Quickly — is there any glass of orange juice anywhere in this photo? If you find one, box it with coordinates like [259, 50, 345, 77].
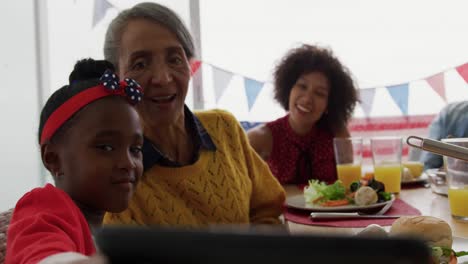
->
[402, 161, 424, 178]
[442, 138, 468, 221]
[333, 137, 362, 190]
[371, 137, 402, 193]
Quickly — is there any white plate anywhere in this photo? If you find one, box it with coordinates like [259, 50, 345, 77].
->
[401, 172, 429, 184]
[285, 194, 395, 212]
[453, 237, 468, 263]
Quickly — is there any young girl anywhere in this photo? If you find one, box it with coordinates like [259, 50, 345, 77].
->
[6, 59, 144, 263]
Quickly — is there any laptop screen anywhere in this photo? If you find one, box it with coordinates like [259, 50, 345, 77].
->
[95, 226, 431, 264]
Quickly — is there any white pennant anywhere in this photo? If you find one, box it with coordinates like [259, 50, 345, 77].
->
[93, 0, 113, 27]
[359, 88, 376, 117]
[212, 66, 233, 103]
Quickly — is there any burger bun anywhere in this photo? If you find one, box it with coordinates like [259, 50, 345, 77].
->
[390, 216, 452, 248]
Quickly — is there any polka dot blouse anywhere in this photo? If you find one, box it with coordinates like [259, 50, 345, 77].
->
[266, 115, 337, 184]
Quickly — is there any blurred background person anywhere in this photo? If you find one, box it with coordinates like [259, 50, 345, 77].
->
[422, 101, 468, 170]
[248, 44, 359, 184]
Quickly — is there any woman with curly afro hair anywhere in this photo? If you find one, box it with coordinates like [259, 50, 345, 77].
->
[248, 44, 359, 184]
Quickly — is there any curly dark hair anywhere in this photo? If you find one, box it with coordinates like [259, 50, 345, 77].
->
[273, 44, 359, 134]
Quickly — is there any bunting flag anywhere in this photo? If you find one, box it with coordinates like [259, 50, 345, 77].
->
[426, 72, 446, 101]
[387, 83, 409, 115]
[244, 78, 263, 111]
[92, 0, 113, 27]
[212, 66, 233, 103]
[359, 88, 376, 117]
[190, 60, 201, 76]
[456, 63, 468, 84]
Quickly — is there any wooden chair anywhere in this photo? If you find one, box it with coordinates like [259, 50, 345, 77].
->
[0, 209, 13, 264]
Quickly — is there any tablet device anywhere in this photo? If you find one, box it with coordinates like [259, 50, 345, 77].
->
[95, 226, 431, 264]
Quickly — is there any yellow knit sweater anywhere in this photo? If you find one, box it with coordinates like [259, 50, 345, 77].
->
[104, 110, 285, 227]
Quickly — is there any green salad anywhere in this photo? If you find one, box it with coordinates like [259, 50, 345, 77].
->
[304, 178, 392, 207]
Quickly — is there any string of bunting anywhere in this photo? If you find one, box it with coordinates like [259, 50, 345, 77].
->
[190, 60, 468, 114]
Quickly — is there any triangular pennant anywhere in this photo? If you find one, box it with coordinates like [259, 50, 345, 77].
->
[359, 88, 376, 117]
[93, 0, 113, 27]
[456, 63, 468, 84]
[426, 72, 446, 101]
[244, 78, 264, 111]
[190, 60, 201, 76]
[212, 66, 233, 103]
[387, 83, 409, 115]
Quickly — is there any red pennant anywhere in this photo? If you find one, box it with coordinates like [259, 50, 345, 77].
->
[426, 72, 446, 101]
[190, 60, 201, 76]
[456, 63, 468, 84]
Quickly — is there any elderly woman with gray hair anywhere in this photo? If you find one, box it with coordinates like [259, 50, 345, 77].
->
[103, 2, 285, 227]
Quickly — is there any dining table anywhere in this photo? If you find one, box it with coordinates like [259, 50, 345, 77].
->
[283, 184, 468, 238]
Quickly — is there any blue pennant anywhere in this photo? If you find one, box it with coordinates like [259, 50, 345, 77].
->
[244, 78, 263, 111]
[387, 83, 409, 115]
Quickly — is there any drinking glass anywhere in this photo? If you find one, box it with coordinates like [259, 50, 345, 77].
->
[442, 138, 468, 221]
[333, 137, 363, 190]
[371, 137, 402, 193]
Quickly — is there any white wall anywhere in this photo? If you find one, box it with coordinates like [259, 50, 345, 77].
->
[0, 0, 42, 211]
[201, 0, 468, 88]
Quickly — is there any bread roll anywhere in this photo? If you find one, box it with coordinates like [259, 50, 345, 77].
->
[390, 216, 452, 248]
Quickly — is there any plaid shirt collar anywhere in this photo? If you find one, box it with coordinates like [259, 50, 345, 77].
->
[142, 105, 216, 170]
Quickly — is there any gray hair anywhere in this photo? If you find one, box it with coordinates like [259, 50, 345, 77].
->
[104, 2, 195, 69]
